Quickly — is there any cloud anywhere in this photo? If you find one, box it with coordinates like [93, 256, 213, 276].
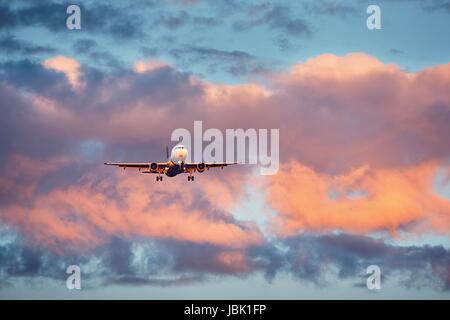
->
[133, 60, 171, 73]
[387, 48, 405, 55]
[174, 0, 200, 5]
[232, 4, 310, 36]
[379, 0, 450, 14]
[71, 39, 122, 69]
[275, 53, 398, 82]
[192, 15, 218, 27]
[0, 59, 81, 106]
[1, 228, 449, 291]
[1, 52, 449, 166]
[427, 2, 450, 13]
[282, 233, 450, 290]
[0, 35, 55, 55]
[140, 46, 160, 57]
[0, 156, 260, 252]
[401, 0, 450, 13]
[42, 56, 84, 90]
[0, 5, 17, 29]
[0, 153, 73, 206]
[154, 10, 190, 30]
[267, 53, 450, 172]
[303, 1, 358, 18]
[0, 2, 145, 40]
[170, 45, 272, 76]
[72, 39, 97, 54]
[15, 2, 66, 32]
[0, 228, 260, 287]
[0, 53, 449, 293]
[266, 161, 450, 236]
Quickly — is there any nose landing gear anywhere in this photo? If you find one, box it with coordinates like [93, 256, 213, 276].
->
[188, 175, 195, 182]
[156, 175, 163, 182]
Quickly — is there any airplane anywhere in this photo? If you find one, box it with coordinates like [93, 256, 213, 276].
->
[104, 144, 238, 181]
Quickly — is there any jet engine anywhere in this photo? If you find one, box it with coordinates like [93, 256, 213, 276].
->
[197, 163, 206, 173]
[150, 162, 158, 172]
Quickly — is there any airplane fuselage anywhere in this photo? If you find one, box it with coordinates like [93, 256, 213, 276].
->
[165, 162, 185, 177]
[166, 145, 188, 177]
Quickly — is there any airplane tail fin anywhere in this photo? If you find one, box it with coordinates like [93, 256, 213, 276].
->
[166, 146, 169, 159]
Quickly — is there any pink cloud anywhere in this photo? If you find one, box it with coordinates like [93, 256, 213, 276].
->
[267, 161, 450, 236]
[133, 59, 171, 73]
[42, 56, 84, 90]
[2, 52, 450, 252]
[0, 158, 260, 253]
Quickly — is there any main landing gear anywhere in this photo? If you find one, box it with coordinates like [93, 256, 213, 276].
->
[188, 175, 195, 181]
[156, 176, 163, 182]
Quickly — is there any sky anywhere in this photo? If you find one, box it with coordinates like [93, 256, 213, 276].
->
[0, 0, 449, 299]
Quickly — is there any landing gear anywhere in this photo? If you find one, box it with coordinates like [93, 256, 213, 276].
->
[156, 176, 163, 182]
[188, 175, 195, 181]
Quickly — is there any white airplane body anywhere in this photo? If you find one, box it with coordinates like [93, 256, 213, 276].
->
[104, 145, 237, 181]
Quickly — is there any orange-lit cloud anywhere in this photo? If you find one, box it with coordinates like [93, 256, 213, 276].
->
[0, 160, 260, 253]
[276, 53, 399, 84]
[133, 59, 171, 73]
[2, 52, 450, 253]
[202, 82, 271, 107]
[42, 55, 84, 90]
[267, 161, 450, 236]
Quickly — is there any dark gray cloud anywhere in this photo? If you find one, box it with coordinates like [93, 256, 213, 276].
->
[0, 230, 83, 284]
[380, 0, 450, 14]
[232, 4, 310, 37]
[192, 15, 218, 27]
[104, 274, 205, 287]
[282, 234, 450, 290]
[206, 0, 245, 16]
[73, 39, 97, 54]
[423, 1, 450, 13]
[1, 228, 449, 291]
[387, 48, 405, 55]
[14, 2, 66, 32]
[0, 1, 145, 40]
[154, 10, 190, 30]
[0, 59, 205, 165]
[0, 35, 55, 54]
[70, 3, 145, 39]
[303, 1, 358, 17]
[72, 39, 122, 69]
[88, 51, 122, 69]
[140, 46, 160, 57]
[0, 228, 252, 288]
[0, 59, 71, 95]
[0, 5, 17, 29]
[170, 45, 272, 76]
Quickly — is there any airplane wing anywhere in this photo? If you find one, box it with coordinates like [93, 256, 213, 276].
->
[104, 162, 150, 168]
[104, 162, 168, 172]
[184, 162, 238, 171]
